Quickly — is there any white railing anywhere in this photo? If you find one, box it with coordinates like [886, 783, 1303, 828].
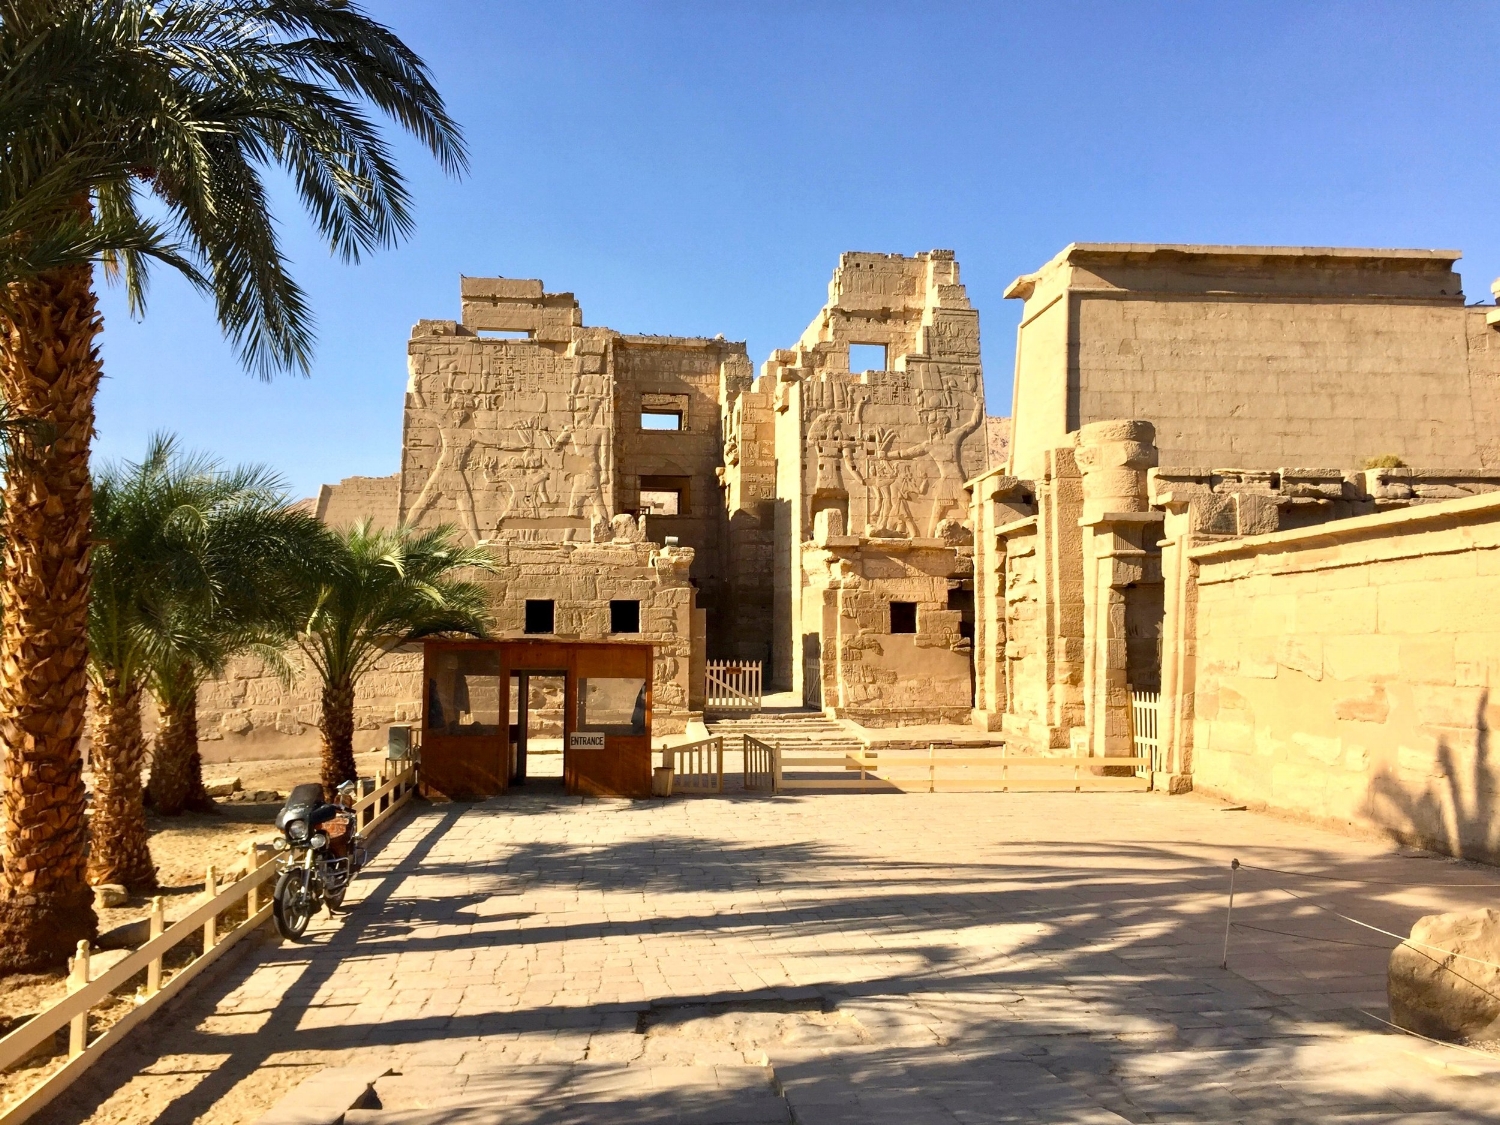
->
[0, 758, 419, 1125]
[705, 660, 762, 713]
[742, 735, 775, 791]
[663, 737, 724, 795]
[769, 744, 1151, 794]
[1131, 690, 1162, 778]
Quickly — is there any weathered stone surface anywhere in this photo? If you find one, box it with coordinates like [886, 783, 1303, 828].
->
[1389, 908, 1500, 1041]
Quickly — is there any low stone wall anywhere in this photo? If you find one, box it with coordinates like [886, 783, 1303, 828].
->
[192, 645, 422, 762]
[1191, 492, 1500, 859]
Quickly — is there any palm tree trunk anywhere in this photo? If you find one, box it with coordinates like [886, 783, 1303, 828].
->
[148, 688, 195, 816]
[320, 678, 357, 797]
[182, 703, 214, 812]
[148, 665, 211, 815]
[0, 264, 100, 972]
[87, 674, 156, 891]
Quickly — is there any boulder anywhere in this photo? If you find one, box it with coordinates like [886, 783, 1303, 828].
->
[92, 883, 128, 909]
[204, 776, 242, 797]
[1389, 907, 1500, 1041]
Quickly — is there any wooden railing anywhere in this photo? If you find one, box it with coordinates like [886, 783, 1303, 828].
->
[662, 737, 724, 795]
[768, 744, 1150, 794]
[742, 735, 775, 791]
[0, 758, 419, 1125]
[1131, 689, 1161, 778]
[704, 660, 762, 713]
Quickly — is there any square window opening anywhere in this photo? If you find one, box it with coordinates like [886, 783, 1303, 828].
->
[889, 601, 917, 634]
[639, 474, 691, 517]
[610, 599, 641, 634]
[475, 329, 534, 339]
[641, 411, 682, 431]
[639, 489, 680, 516]
[524, 599, 554, 634]
[849, 343, 888, 373]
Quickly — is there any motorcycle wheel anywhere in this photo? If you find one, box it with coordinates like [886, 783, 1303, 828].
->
[273, 869, 316, 940]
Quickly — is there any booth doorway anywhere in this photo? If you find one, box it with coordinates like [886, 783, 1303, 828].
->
[509, 670, 566, 787]
[423, 639, 654, 800]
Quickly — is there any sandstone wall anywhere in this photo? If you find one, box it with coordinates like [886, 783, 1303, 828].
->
[766, 251, 988, 710]
[193, 645, 422, 762]
[803, 514, 974, 726]
[1006, 244, 1498, 480]
[1191, 492, 1500, 860]
[315, 474, 400, 529]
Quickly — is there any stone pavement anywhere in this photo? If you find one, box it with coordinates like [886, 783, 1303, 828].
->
[45, 791, 1500, 1124]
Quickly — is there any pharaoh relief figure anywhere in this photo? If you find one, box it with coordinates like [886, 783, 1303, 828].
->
[406, 401, 484, 544]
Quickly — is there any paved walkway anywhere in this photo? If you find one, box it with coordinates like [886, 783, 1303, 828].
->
[47, 791, 1500, 1124]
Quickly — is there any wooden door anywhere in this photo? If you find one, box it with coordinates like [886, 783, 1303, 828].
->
[421, 644, 507, 799]
[567, 644, 653, 798]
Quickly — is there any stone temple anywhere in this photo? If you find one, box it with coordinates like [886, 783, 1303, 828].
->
[201, 244, 1500, 858]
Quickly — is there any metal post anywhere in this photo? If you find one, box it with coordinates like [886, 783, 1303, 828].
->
[68, 940, 90, 1057]
[147, 897, 165, 994]
[1221, 858, 1240, 969]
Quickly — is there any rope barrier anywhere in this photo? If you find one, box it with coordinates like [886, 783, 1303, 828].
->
[1236, 861, 1500, 889]
[1228, 920, 1391, 950]
[1222, 858, 1500, 976]
[1356, 1007, 1500, 1064]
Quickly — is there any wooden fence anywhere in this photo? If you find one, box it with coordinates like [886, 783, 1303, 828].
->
[742, 735, 775, 791]
[704, 661, 762, 713]
[1131, 690, 1162, 778]
[769, 744, 1150, 794]
[662, 737, 724, 794]
[0, 759, 419, 1125]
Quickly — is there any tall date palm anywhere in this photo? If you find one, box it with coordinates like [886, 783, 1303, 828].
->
[0, 1, 465, 971]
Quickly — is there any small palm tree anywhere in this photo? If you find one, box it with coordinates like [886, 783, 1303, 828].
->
[87, 437, 222, 890]
[293, 523, 495, 796]
[145, 466, 329, 816]
[0, 1, 464, 970]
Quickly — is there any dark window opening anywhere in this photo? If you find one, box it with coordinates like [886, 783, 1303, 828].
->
[610, 599, 641, 634]
[948, 586, 975, 643]
[889, 601, 917, 634]
[524, 599, 554, 634]
[849, 343, 888, 372]
[641, 411, 682, 431]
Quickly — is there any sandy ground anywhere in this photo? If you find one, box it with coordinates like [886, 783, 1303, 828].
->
[0, 750, 387, 1106]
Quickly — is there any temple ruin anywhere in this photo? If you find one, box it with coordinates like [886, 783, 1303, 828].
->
[196, 242, 1500, 851]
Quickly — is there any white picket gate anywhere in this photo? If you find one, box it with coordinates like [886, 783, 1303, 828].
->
[705, 660, 762, 713]
[1131, 689, 1162, 778]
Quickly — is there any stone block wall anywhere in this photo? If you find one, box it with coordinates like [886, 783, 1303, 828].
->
[802, 520, 975, 726]
[192, 645, 422, 763]
[1005, 244, 1500, 481]
[1190, 493, 1500, 860]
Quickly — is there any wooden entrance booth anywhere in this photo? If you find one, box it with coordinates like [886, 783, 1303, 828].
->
[422, 640, 654, 799]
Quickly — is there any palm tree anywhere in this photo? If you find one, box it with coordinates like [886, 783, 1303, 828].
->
[0, 2, 464, 970]
[145, 463, 328, 817]
[87, 437, 217, 890]
[293, 522, 495, 796]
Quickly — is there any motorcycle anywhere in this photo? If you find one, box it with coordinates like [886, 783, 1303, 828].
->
[271, 779, 368, 940]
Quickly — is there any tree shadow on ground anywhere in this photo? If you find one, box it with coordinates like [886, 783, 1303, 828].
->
[41, 794, 1500, 1125]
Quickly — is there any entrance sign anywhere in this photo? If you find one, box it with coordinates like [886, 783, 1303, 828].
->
[568, 731, 606, 750]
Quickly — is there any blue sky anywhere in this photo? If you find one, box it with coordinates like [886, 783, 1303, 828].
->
[92, 1, 1500, 499]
